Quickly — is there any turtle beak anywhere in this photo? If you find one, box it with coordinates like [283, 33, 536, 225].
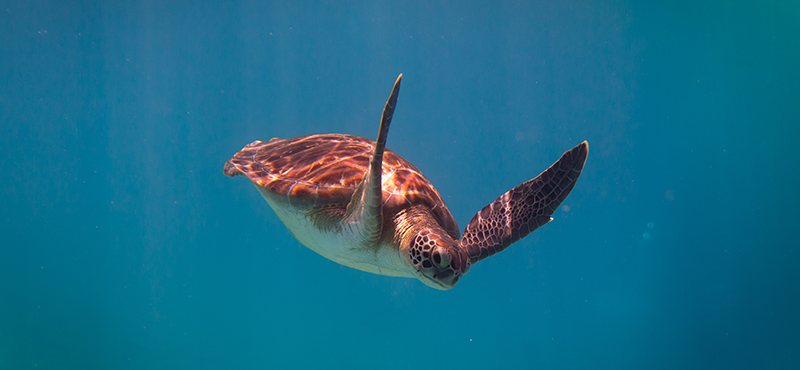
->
[418, 247, 470, 290]
[433, 273, 462, 290]
[419, 274, 457, 290]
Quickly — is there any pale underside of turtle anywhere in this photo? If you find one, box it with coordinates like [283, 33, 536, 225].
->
[224, 74, 588, 290]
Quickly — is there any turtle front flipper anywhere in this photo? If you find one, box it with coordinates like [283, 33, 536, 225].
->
[460, 141, 588, 263]
[345, 74, 402, 246]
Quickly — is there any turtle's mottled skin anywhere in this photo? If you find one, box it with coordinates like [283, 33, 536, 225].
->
[224, 75, 588, 289]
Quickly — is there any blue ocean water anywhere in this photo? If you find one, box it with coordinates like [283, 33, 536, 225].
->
[2, 1, 799, 369]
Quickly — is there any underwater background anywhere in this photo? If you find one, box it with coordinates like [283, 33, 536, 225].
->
[2, 1, 799, 369]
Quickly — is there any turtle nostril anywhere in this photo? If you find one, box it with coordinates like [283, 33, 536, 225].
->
[433, 251, 441, 266]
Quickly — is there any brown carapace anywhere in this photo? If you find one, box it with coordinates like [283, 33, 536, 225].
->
[224, 74, 588, 289]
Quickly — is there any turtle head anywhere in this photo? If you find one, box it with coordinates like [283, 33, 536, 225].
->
[407, 228, 471, 290]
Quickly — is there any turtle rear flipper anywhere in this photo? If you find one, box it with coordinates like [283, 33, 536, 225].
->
[460, 141, 588, 263]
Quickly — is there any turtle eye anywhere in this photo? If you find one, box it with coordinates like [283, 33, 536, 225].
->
[432, 248, 451, 269]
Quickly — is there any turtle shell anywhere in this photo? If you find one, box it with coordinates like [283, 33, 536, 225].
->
[224, 134, 461, 239]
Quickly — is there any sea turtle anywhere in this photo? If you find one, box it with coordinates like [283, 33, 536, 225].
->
[224, 74, 588, 290]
